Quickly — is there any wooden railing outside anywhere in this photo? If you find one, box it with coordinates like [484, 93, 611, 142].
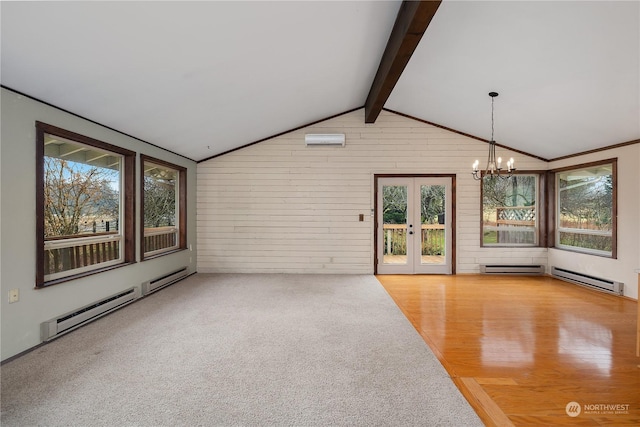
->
[144, 226, 177, 255]
[43, 226, 178, 277]
[44, 232, 120, 276]
[383, 224, 445, 256]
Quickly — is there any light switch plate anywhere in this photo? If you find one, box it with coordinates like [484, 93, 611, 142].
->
[9, 289, 19, 303]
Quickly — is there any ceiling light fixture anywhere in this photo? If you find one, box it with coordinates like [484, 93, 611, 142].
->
[472, 92, 515, 180]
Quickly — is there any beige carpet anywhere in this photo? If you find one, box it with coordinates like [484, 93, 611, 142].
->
[1, 274, 482, 426]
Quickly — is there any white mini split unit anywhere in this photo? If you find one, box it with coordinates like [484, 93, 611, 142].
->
[304, 133, 345, 147]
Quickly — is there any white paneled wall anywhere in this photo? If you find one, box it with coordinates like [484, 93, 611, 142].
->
[197, 109, 548, 274]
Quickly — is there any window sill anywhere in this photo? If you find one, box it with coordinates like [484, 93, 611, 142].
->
[553, 246, 616, 259]
[481, 245, 540, 248]
[36, 261, 136, 289]
[142, 247, 187, 262]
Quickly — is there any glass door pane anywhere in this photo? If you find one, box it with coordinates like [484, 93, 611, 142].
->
[377, 176, 452, 275]
[420, 184, 446, 265]
[382, 185, 408, 265]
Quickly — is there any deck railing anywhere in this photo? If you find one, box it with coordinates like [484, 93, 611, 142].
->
[383, 224, 445, 256]
[43, 225, 177, 277]
[143, 226, 178, 255]
[44, 232, 121, 277]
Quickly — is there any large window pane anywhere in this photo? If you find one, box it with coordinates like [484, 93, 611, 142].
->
[382, 185, 408, 264]
[44, 142, 121, 239]
[482, 175, 538, 246]
[556, 161, 615, 256]
[36, 122, 135, 287]
[420, 184, 445, 264]
[141, 156, 186, 258]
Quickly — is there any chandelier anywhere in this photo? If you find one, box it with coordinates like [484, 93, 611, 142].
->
[472, 92, 515, 180]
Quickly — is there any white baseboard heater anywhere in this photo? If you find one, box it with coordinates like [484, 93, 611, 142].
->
[551, 266, 623, 296]
[41, 286, 141, 342]
[480, 264, 545, 275]
[142, 267, 189, 295]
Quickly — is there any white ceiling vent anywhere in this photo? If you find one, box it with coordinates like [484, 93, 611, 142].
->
[304, 134, 345, 147]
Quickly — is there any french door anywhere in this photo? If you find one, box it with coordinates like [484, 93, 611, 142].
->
[376, 177, 453, 274]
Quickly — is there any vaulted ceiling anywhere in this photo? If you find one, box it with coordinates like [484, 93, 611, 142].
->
[2, 1, 638, 162]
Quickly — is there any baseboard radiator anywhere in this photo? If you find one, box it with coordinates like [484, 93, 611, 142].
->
[142, 267, 189, 295]
[480, 264, 545, 275]
[551, 266, 623, 296]
[41, 286, 141, 342]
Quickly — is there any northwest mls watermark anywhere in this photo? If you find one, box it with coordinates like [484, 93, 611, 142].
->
[566, 401, 630, 417]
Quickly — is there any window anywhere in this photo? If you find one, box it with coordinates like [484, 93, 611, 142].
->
[555, 160, 616, 257]
[482, 174, 540, 246]
[36, 122, 135, 287]
[140, 155, 186, 259]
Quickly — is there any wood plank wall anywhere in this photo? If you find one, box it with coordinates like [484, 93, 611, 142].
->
[196, 109, 548, 274]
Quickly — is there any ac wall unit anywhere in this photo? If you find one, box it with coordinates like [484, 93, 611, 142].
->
[304, 134, 345, 147]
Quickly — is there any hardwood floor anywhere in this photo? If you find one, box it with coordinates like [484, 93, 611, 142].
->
[376, 274, 640, 426]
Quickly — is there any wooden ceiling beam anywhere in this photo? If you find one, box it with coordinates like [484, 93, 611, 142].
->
[364, 0, 442, 124]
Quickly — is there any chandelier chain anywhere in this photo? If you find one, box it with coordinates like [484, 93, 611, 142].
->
[491, 95, 495, 142]
[471, 91, 515, 181]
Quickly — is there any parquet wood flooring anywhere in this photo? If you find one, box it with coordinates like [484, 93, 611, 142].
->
[377, 274, 639, 426]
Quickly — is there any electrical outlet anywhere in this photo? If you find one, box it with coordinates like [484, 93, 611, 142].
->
[8, 289, 19, 303]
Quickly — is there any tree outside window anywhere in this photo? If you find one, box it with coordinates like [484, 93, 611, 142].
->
[44, 156, 120, 238]
[141, 156, 186, 258]
[556, 161, 615, 257]
[482, 174, 538, 246]
[36, 122, 135, 287]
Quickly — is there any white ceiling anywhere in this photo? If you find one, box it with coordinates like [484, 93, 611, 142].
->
[2, 1, 639, 162]
[388, 0, 640, 160]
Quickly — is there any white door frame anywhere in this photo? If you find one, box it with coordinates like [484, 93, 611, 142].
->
[375, 174, 455, 275]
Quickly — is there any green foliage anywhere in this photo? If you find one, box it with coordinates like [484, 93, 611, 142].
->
[482, 175, 537, 245]
[422, 230, 445, 255]
[559, 174, 612, 231]
[382, 185, 407, 224]
[559, 232, 612, 252]
[382, 184, 446, 256]
[483, 231, 497, 244]
[420, 185, 445, 224]
[383, 184, 446, 224]
[383, 211, 406, 224]
[557, 165, 613, 252]
[384, 231, 407, 255]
